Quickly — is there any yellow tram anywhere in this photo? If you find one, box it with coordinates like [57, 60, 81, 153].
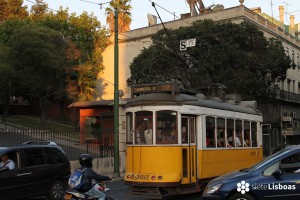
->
[124, 83, 263, 197]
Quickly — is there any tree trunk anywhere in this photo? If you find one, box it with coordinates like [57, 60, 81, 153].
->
[2, 91, 10, 125]
[39, 98, 46, 129]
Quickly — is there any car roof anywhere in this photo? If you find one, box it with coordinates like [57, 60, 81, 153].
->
[0, 142, 65, 155]
[282, 144, 300, 152]
[0, 147, 8, 153]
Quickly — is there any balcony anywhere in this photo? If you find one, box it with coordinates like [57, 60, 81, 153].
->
[272, 88, 300, 103]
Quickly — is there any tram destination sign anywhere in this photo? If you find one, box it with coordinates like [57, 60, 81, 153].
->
[131, 83, 180, 96]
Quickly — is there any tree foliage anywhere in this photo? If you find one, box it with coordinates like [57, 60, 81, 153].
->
[28, 0, 48, 20]
[128, 20, 292, 99]
[0, 1, 109, 126]
[105, 0, 132, 34]
[0, 0, 28, 21]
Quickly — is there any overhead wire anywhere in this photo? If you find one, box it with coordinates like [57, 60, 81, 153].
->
[147, 0, 192, 26]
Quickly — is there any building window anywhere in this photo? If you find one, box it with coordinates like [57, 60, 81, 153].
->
[297, 53, 300, 69]
[286, 47, 289, 56]
[292, 50, 295, 63]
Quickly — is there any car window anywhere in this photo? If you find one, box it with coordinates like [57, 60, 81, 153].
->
[280, 153, 300, 173]
[263, 162, 280, 176]
[0, 150, 18, 170]
[44, 147, 66, 164]
[23, 148, 46, 167]
[262, 152, 300, 176]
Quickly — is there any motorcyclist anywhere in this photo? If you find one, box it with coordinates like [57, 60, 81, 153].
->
[76, 154, 111, 200]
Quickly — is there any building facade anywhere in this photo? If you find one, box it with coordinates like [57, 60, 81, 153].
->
[101, 4, 300, 157]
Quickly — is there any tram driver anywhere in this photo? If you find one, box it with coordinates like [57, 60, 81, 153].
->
[144, 122, 153, 144]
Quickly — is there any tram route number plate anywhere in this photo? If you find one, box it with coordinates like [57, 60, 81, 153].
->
[132, 83, 179, 95]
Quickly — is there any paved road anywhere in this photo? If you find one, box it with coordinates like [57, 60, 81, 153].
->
[30, 180, 203, 200]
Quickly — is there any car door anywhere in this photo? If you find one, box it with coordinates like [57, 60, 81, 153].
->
[0, 150, 20, 200]
[18, 147, 49, 196]
[256, 152, 300, 200]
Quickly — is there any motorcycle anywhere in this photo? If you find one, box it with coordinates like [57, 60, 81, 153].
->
[64, 181, 114, 200]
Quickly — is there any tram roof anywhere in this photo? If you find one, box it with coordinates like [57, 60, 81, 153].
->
[126, 93, 261, 115]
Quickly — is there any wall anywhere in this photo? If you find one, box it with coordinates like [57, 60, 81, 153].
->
[70, 157, 118, 177]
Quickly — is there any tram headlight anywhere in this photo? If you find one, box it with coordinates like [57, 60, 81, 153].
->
[203, 183, 222, 194]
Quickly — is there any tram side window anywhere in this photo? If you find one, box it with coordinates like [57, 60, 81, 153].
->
[206, 117, 216, 148]
[135, 111, 153, 145]
[251, 122, 258, 147]
[244, 121, 251, 147]
[217, 118, 225, 147]
[226, 119, 234, 147]
[156, 110, 178, 144]
[235, 120, 243, 147]
[126, 112, 133, 144]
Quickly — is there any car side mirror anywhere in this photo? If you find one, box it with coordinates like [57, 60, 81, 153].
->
[0, 166, 9, 173]
[272, 168, 283, 177]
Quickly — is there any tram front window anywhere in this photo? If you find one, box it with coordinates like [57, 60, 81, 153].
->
[156, 110, 178, 144]
[135, 111, 153, 145]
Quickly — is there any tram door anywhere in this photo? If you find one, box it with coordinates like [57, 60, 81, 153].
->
[181, 116, 197, 184]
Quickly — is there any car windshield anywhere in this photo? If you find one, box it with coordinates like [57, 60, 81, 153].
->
[244, 148, 290, 172]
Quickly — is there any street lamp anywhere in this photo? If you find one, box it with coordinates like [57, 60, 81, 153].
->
[113, 5, 120, 178]
[99, 0, 119, 177]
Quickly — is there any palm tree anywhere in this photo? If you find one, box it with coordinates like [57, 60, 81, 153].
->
[67, 63, 99, 102]
[105, 0, 132, 34]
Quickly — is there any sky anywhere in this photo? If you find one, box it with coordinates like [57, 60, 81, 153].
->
[24, 0, 300, 30]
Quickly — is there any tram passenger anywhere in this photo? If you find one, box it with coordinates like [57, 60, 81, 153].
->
[206, 130, 215, 147]
[237, 131, 247, 147]
[144, 122, 153, 144]
[217, 131, 225, 147]
[169, 122, 176, 141]
[228, 131, 241, 147]
[244, 131, 251, 147]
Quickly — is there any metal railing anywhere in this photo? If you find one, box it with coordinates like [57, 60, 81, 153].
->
[272, 88, 300, 103]
[0, 128, 114, 161]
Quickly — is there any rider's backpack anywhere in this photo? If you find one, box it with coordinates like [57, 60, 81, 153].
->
[68, 168, 87, 190]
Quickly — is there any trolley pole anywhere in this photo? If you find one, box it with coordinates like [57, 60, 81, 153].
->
[113, 8, 120, 178]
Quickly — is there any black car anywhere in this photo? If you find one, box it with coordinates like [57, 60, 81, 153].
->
[0, 143, 71, 200]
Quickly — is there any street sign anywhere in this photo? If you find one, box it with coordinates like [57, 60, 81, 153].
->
[180, 40, 187, 51]
[180, 38, 196, 51]
[186, 38, 196, 47]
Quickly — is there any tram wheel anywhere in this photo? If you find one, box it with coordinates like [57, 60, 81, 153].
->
[229, 193, 256, 200]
